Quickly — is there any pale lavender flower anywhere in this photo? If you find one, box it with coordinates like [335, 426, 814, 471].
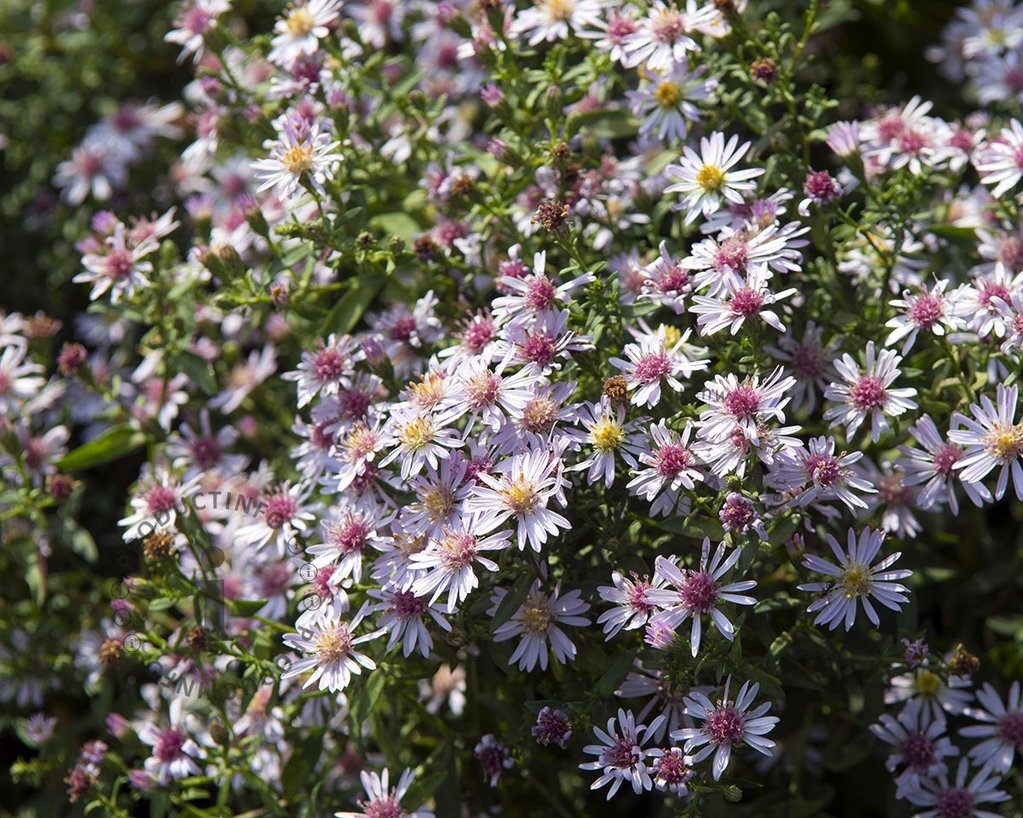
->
[824, 341, 918, 443]
[665, 132, 764, 225]
[960, 681, 1023, 773]
[870, 700, 959, 798]
[490, 582, 591, 672]
[948, 384, 1023, 501]
[335, 768, 434, 818]
[579, 708, 665, 799]
[903, 758, 1010, 818]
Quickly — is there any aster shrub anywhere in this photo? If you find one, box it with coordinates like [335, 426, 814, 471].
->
[4, 1, 1023, 817]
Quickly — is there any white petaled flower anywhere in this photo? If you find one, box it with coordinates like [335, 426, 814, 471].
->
[252, 118, 342, 203]
[137, 699, 206, 786]
[623, 1, 720, 71]
[975, 118, 1023, 198]
[627, 60, 717, 143]
[409, 524, 512, 611]
[959, 681, 1023, 774]
[824, 341, 918, 443]
[379, 410, 463, 481]
[74, 223, 158, 303]
[368, 588, 451, 659]
[490, 582, 590, 672]
[664, 132, 764, 225]
[898, 415, 991, 514]
[335, 768, 435, 818]
[647, 537, 757, 656]
[884, 280, 967, 355]
[610, 325, 708, 408]
[307, 505, 392, 585]
[268, 0, 342, 66]
[468, 446, 570, 552]
[492, 250, 594, 327]
[690, 269, 797, 336]
[767, 435, 876, 512]
[673, 677, 779, 781]
[281, 603, 384, 693]
[869, 699, 959, 798]
[798, 527, 912, 631]
[571, 399, 645, 488]
[651, 747, 694, 795]
[283, 334, 360, 408]
[696, 367, 796, 446]
[903, 758, 1010, 818]
[579, 708, 665, 799]
[627, 421, 703, 517]
[0, 344, 47, 415]
[596, 570, 669, 639]
[683, 222, 805, 298]
[886, 666, 975, 720]
[510, 0, 606, 45]
[948, 384, 1023, 501]
[165, 0, 231, 63]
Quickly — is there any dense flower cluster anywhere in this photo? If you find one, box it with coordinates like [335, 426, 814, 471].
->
[3, 0, 1023, 815]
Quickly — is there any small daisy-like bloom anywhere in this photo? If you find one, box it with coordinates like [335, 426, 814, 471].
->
[639, 241, 694, 313]
[683, 222, 805, 297]
[824, 341, 918, 443]
[468, 447, 570, 552]
[627, 421, 703, 517]
[24, 712, 58, 745]
[627, 60, 716, 143]
[766, 320, 837, 414]
[690, 269, 797, 336]
[948, 384, 1023, 501]
[53, 136, 126, 205]
[610, 324, 708, 407]
[492, 250, 594, 327]
[623, 1, 719, 71]
[475, 734, 514, 787]
[74, 222, 158, 303]
[369, 588, 450, 659]
[597, 569, 669, 639]
[798, 527, 913, 631]
[281, 603, 384, 694]
[283, 334, 360, 408]
[307, 505, 392, 584]
[886, 665, 975, 720]
[719, 493, 767, 539]
[532, 707, 573, 748]
[0, 344, 46, 415]
[379, 410, 462, 481]
[252, 116, 342, 203]
[870, 700, 959, 798]
[647, 538, 757, 656]
[885, 280, 967, 355]
[409, 524, 512, 611]
[652, 747, 693, 795]
[579, 708, 665, 799]
[664, 132, 765, 225]
[673, 677, 779, 781]
[898, 415, 991, 513]
[903, 758, 1010, 818]
[768, 435, 876, 512]
[238, 481, 317, 555]
[335, 768, 435, 818]
[975, 118, 1023, 198]
[268, 0, 342, 66]
[510, 0, 605, 45]
[696, 367, 797, 446]
[165, 0, 230, 63]
[490, 582, 591, 672]
[209, 345, 278, 414]
[118, 465, 200, 542]
[137, 699, 206, 786]
[960, 681, 1023, 773]
[571, 399, 645, 488]
[797, 169, 843, 216]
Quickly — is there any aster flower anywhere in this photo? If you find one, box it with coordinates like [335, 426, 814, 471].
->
[409, 523, 512, 611]
[696, 367, 797, 446]
[664, 132, 765, 225]
[824, 342, 918, 443]
[683, 222, 805, 297]
[647, 538, 757, 656]
[0, 344, 47, 416]
[475, 735, 514, 787]
[336, 768, 434, 818]
[610, 324, 709, 407]
[975, 118, 1023, 198]
[283, 334, 360, 408]
[307, 504, 392, 585]
[652, 747, 694, 795]
[281, 602, 384, 694]
[627, 60, 716, 143]
[870, 700, 959, 797]
[379, 409, 463, 481]
[690, 269, 797, 336]
[798, 527, 913, 631]
[623, 1, 719, 71]
[492, 250, 594, 327]
[627, 421, 703, 517]
[898, 415, 991, 513]
[579, 708, 665, 799]
[165, 0, 231, 63]
[673, 677, 779, 780]
[53, 136, 127, 205]
[268, 0, 342, 66]
[768, 434, 876, 512]
[252, 116, 342, 203]
[960, 681, 1023, 773]
[596, 569, 669, 639]
[884, 280, 967, 355]
[209, 345, 278, 414]
[886, 665, 975, 720]
[639, 241, 694, 312]
[510, 0, 606, 45]
[490, 581, 591, 672]
[948, 384, 1023, 501]
[468, 446, 571, 552]
[74, 222, 158, 303]
[570, 398, 645, 488]
[532, 707, 573, 748]
[368, 588, 450, 659]
[903, 758, 1010, 818]
[137, 699, 206, 786]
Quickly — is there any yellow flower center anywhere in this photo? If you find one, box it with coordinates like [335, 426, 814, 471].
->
[915, 669, 942, 697]
[399, 417, 434, 451]
[985, 423, 1023, 462]
[285, 7, 315, 36]
[520, 599, 553, 634]
[660, 324, 682, 347]
[655, 80, 683, 108]
[314, 624, 350, 663]
[502, 478, 539, 516]
[839, 562, 871, 598]
[422, 486, 455, 522]
[543, 0, 574, 22]
[591, 418, 625, 451]
[280, 144, 315, 175]
[696, 164, 725, 192]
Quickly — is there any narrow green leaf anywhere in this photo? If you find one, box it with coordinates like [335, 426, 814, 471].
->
[57, 425, 146, 471]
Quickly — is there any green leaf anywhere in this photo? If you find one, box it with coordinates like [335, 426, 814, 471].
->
[228, 598, 269, 617]
[68, 524, 98, 562]
[318, 275, 385, 336]
[595, 652, 635, 697]
[57, 425, 146, 471]
[349, 669, 387, 728]
[174, 352, 217, 397]
[370, 212, 421, 240]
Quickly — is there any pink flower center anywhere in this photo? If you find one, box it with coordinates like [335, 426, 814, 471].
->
[899, 129, 928, 153]
[721, 496, 756, 530]
[441, 531, 477, 569]
[388, 315, 417, 342]
[678, 571, 718, 613]
[191, 436, 222, 469]
[466, 372, 502, 409]
[979, 282, 1012, 309]
[653, 11, 686, 43]
[935, 788, 974, 818]
[803, 170, 839, 202]
[730, 288, 765, 317]
[332, 516, 370, 554]
[106, 249, 135, 279]
[154, 728, 186, 762]
[627, 579, 654, 612]
[607, 16, 638, 40]
[314, 347, 347, 381]
[656, 750, 690, 783]
[1000, 711, 1023, 748]
[146, 486, 178, 515]
[998, 237, 1023, 271]
[525, 277, 557, 311]
[603, 736, 640, 769]
[805, 453, 842, 486]
[932, 443, 962, 476]
[714, 238, 748, 272]
[705, 705, 744, 745]
[521, 397, 558, 434]
[902, 733, 936, 770]
[633, 352, 672, 383]
[908, 294, 943, 327]
[792, 344, 825, 377]
[462, 316, 496, 351]
[261, 562, 291, 596]
[659, 266, 690, 293]
[850, 375, 887, 410]
[723, 384, 762, 418]
[183, 6, 214, 35]
[264, 494, 298, 528]
[948, 129, 974, 151]
[520, 332, 556, 366]
[365, 798, 406, 818]
[390, 590, 427, 620]
[656, 443, 692, 476]
[879, 472, 910, 505]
